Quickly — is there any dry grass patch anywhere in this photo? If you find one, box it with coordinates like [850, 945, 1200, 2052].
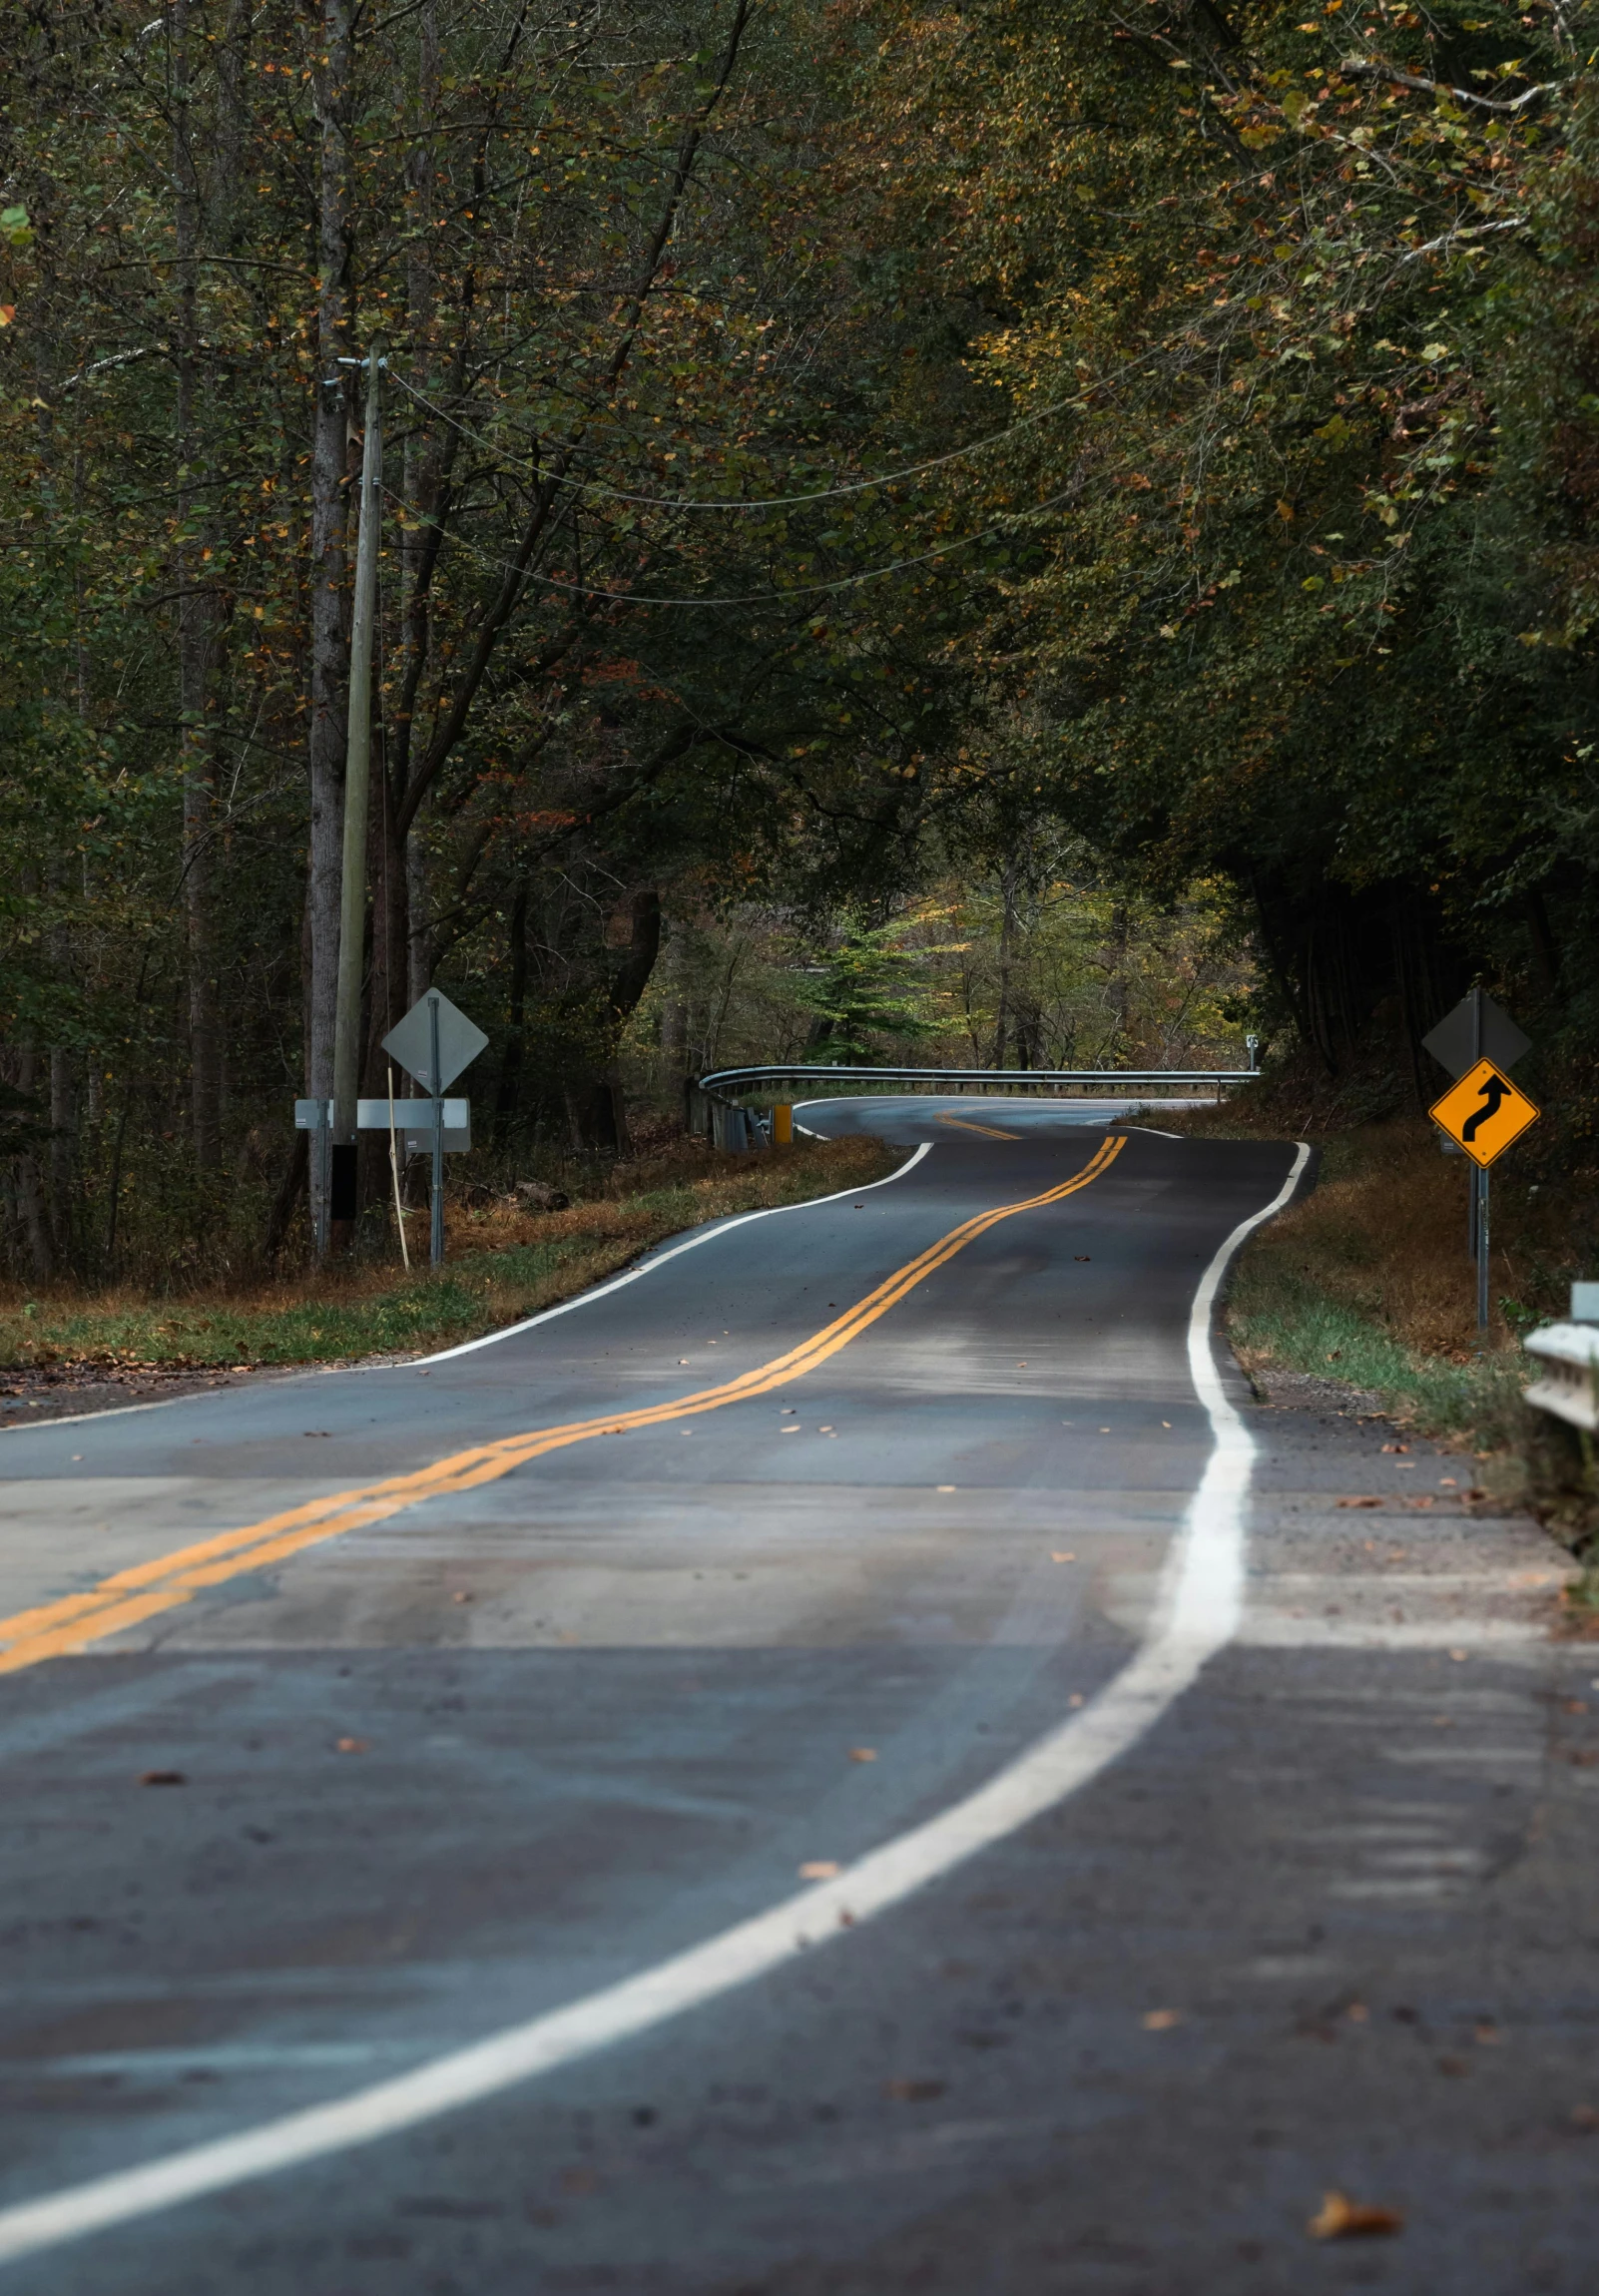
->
[1252, 1123, 1523, 1362]
[0, 1133, 898, 1376]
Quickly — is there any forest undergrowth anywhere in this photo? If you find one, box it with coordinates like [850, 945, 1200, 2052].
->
[0, 1134, 895, 1380]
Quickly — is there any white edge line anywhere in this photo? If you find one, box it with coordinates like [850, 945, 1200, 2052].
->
[0, 1365, 346, 1439]
[409, 1142, 933, 1365]
[0, 1394, 196, 1435]
[0, 1140, 1310, 2271]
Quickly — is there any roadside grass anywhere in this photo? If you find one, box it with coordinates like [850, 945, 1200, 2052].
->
[1169, 1101, 1599, 1543]
[0, 1134, 897, 1375]
[1229, 1246, 1529, 1447]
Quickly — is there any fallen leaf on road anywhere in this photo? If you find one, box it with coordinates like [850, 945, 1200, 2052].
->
[1142, 2009, 1183, 2030]
[1068, 1693, 1085, 1707]
[1570, 2103, 1598, 2131]
[936, 1484, 956, 1492]
[1337, 1497, 1382, 1509]
[139, 1770, 186, 1787]
[1308, 2191, 1403, 2240]
[1381, 1442, 1410, 1454]
[800, 1861, 839, 1879]
[883, 2078, 944, 2101]
[452, 1591, 472, 1604]
[1448, 1649, 1469, 1663]
[1074, 1255, 1090, 1262]
[848, 1748, 876, 1762]
[335, 1737, 369, 1754]
[1051, 1551, 1076, 1562]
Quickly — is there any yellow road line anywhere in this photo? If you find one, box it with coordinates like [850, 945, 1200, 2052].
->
[936, 1112, 1019, 1140]
[0, 1136, 1127, 1673]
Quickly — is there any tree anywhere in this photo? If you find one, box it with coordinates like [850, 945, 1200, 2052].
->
[791, 911, 957, 1064]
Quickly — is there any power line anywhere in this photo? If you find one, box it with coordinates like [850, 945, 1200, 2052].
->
[384, 316, 1203, 514]
[380, 478, 1068, 607]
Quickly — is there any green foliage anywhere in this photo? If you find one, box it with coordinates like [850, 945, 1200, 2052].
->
[788, 911, 960, 1063]
[0, 0, 971, 1271]
[11, 0, 1599, 1290]
[856, 0, 1599, 1087]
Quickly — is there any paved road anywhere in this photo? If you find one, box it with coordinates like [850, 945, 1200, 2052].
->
[0, 1106, 1594, 2293]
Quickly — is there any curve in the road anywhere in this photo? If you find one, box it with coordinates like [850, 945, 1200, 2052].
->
[0, 1135, 1309, 2272]
[415, 1134, 933, 1367]
[0, 1137, 1121, 1677]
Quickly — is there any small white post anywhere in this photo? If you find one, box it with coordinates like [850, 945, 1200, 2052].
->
[386, 1062, 409, 1272]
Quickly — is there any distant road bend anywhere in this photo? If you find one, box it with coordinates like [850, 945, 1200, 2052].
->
[3, 1097, 1585, 2294]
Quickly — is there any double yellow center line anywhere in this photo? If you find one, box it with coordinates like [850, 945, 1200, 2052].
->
[0, 1134, 1126, 1674]
[936, 1113, 1019, 1140]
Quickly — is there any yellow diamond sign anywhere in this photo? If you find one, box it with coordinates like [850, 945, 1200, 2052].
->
[1429, 1057, 1540, 1168]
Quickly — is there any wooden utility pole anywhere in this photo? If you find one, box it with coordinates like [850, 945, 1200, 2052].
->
[306, 0, 354, 1254]
[328, 340, 382, 1247]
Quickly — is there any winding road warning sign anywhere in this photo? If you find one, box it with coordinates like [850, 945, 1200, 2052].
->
[1429, 1057, 1540, 1168]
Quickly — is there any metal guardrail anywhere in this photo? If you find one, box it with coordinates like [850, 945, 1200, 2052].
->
[698, 1062, 1258, 1095]
[1523, 1324, 1599, 1433]
[687, 1060, 1260, 1149]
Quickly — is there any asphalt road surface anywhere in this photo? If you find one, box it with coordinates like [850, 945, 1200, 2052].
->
[0, 1104, 1595, 2294]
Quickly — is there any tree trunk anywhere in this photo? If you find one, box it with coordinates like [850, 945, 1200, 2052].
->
[406, 835, 431, 1004]
[48, 1047, 74, 1263]
[393, 0, 440, 1022]
[993, 860, 1018, 1067]
[569, 888, 662, 1154]
[173, 0, 223, 1166]
[659, 916, 688, 1090]
[215, 0, 253, 245]
[306, 0, 356, 1240]
[495, 877, 530, 1140]
[264, 1130, 308, 1263]
[13, 1047, 53, 1284]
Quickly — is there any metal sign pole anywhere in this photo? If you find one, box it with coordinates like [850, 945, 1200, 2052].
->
[1468, 986, 1489, 1331]
[1467, 986, 1481, 1265]
[428, 991, 444, 1269]
[313, 1099, 331, 1260]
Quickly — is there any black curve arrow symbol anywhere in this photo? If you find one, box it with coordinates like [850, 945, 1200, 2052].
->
[1461, 1071, 1511, 1142]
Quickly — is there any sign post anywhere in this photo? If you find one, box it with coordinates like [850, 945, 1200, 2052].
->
[429, 994, 443, 1269]
[381, 987, 488, 1269]
[1425, 991, 1539, 1331]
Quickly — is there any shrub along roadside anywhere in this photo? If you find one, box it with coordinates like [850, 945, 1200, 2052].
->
[0, 1135, 898, 1376]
